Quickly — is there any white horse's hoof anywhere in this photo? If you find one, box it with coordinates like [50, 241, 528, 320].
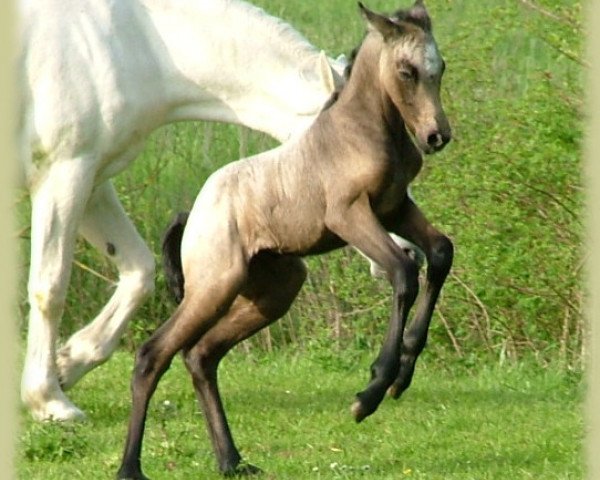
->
[25, 394, 86, 422]
[22, 380, 87, 422]
[35, 401, 86, 422]
[56, 343, 104, 391]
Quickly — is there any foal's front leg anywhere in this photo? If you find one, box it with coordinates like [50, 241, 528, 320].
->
[385, 198, 453, 399]
[326, 194, 419, 422]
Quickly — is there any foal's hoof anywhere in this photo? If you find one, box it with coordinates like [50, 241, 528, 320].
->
[387, 371, 412, 400]
[351, 390, 384, 423]
[387, 383, 402, 400]
[116, 466, 151, 480]
[223, 462, 262, 477]
[117, 474, 150, 480]
[350, 399, 369, 423]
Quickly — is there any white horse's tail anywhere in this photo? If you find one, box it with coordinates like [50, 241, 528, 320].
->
[162, 212, 189, 304]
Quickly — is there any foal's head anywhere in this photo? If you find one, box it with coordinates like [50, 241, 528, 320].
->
[360, 1, 451, 154]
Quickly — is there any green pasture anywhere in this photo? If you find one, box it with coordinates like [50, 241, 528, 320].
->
[17, 350, 583, 479]
[15, 0, 584, 478]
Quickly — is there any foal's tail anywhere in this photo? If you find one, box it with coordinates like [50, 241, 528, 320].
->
[161, 211, 189, 304]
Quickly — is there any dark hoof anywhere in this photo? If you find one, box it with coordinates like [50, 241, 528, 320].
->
[350, 399, 368, 423]
[351, 383, 388, 423]
[388, 368, 414, 400]
[350, 394, 379, 423]
[387, 383, 402, 399]
[117, 474, 150, 480]
[116, 467, 150, 480]
[223, 462, 262, 477]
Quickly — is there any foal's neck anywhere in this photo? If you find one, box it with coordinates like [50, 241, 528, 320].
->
[333, 35, 415, 155]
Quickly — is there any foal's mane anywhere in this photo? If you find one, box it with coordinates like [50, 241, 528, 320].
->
[321, 3, 431, 111]
[391, 4, 432, 32]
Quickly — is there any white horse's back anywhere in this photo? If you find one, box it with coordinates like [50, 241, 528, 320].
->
[20, 0, 345, 188]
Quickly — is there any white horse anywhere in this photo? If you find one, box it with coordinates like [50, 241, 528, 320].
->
[18, 0, 347, 422]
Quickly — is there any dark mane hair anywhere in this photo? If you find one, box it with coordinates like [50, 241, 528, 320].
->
[320, 3, 431, 112]
[391, 5, 432, 32]
[319, 36, 362, 111]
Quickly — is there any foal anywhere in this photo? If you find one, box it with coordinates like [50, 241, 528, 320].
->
[118, 1, 453, 477]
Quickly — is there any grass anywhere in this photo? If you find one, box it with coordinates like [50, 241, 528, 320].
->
[17, 349, 583, 479]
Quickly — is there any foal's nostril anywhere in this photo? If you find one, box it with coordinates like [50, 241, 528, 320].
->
[426, 131, 451, 150]
[427, 132, 443, 148]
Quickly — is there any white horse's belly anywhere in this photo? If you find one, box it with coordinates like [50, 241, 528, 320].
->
[20, 0, 169, 187]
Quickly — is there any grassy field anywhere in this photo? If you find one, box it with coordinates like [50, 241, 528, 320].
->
[17, 350, 583, 479]
[14, 0, 585, 478]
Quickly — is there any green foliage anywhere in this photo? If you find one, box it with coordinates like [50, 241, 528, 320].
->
[15, 0, 584, 365]
[20, 422, 89, 463]
[416, 0, 584, 365]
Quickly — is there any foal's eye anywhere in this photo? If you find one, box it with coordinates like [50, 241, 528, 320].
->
[399, 67, 417, 82]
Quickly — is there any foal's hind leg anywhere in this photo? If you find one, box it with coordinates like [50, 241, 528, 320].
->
[118, 250, 248, 480]
[23, 159, 96, 421]
[182, 254, 306, 476]
[57, 180, 155, 390]
[386, 198, 453, 399]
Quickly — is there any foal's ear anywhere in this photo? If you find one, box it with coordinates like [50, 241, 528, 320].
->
[358, 2, 403, 40]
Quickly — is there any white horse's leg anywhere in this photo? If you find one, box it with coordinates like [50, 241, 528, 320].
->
[22, 159, 95, 421]
[361, 233, 426, 278]
[57, 180, 155, 391]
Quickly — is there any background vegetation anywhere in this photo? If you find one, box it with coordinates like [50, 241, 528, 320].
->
[15, 0, 585, 478]
[18, 0, 584, 366]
